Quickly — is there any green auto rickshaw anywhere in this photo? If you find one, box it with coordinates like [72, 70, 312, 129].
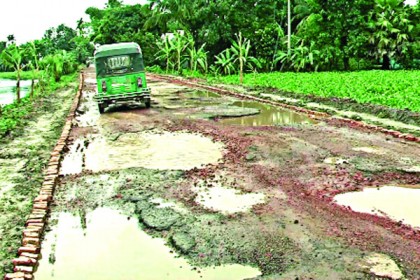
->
[93, 42, 151, 113]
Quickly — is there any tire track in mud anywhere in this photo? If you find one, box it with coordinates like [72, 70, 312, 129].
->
[148, 74, 420, 144]
[4, 73, 84, 280]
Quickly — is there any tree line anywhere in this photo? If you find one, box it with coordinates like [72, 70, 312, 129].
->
[1, 0, 419, 89]
[85, 0, 419, 73]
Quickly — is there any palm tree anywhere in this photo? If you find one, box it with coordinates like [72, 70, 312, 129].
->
[1, 44, 25, 103]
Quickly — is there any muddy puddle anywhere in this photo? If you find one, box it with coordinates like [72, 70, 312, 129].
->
[60, 139, 86, 175]
[335, 185, 420, 228]
[219, 101, 315, 126]
[35, 208, 261, 280]
[62, 131, 224, 173]
[362, 253, 403, 280]
[193, 183, 265, 214]
[74, 90, 100, 127]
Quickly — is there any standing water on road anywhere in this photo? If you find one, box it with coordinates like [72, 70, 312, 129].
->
[219, 101, 316, 126]
[0, 79, 32, 105]
[335, 185, 420, 228]
[84, 131, 225, 172]
[35, 208, 261, 280]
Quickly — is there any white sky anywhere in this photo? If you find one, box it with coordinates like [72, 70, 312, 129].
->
[0, 0, 147, 44]
[0, 0, 417, 44]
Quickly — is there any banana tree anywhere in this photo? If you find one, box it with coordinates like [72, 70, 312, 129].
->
[169, 32, 189, 73]
[155, 36, 173, 73]
[214, 49, 235, 75]
[230, 32, 260, 84]
[26, 42, 40, 99]
[1, 44, 26, 103]
[186, 35, 208, 73]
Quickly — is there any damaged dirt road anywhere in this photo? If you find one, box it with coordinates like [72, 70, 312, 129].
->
[33, 68, 420, 279]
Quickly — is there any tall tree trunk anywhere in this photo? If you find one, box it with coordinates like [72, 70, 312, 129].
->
[382, 55, 390, 70]
[343, 57, 350, 71]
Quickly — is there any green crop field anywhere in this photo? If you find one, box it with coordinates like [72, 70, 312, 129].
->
[218, 70, 420, 112]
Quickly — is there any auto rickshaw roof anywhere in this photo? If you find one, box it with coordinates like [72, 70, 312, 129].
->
[95, 42, 142, 59]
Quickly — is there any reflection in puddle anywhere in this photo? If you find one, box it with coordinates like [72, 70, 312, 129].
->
[35, 208, 261, 280]
[219, 101, 315, 126]
[193, 185, 265, 214]
[85, 131, 224, 172]
[362, 253, 403, 280]
[335, 185, 420, 228]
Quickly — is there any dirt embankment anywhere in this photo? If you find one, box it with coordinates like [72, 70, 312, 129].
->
[0, 81, 78, 279]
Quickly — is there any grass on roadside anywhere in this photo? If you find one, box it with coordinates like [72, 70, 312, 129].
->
[0, 71, 44, 80]
[214, 70, 420, 112]
[0, 73, 78, 138]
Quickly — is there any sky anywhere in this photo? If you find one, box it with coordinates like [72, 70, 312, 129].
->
[0, 0, 147, 44]
[0, 0, 418, 44]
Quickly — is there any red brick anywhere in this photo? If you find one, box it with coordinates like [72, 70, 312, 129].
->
[29, 213, 46, 220]
[22, 237, 40, 246]
[23, 231, 40, 239]
[4, 272, 26, 280]
[13, 256, 37, 266]
[17, 246, 39, 254]
[14, 266, 33, 273]
[25, 219, 44, 226]
[33, 203, 48, 210]
[20, 252, 39, 260]
[34, 195, 52, 202]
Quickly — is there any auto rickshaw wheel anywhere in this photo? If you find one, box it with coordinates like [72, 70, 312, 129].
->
[145, 99, 151, 108]
[98, 103, 106, 114]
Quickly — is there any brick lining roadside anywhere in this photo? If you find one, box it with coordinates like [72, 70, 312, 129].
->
[4, 72, 85, 280]
[149, 74, 420, 143]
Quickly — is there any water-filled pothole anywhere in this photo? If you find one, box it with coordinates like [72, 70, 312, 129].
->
[85, 131, 225, 172]
[34, 208, 261, 280]
[335, 185, 420, 228]
[219, 101, 316, 126]
[362, 253, 403, 280]
[193, 184, 265, 214]
[60, 139, 86, 175]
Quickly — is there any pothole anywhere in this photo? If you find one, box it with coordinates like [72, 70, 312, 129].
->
[60, 139, 87, 175]
[362, 253, 404, 280]
[352, 146, 386, 155]
[34, 208, 262, 280]
[74, 90, 100, 127]
[219, 101, 316, 126]
[193, 184, 265, 214]
[84, 131, 225, 172]
[334, 185, 420, 228]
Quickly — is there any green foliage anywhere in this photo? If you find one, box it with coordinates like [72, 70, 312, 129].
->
[0, 72, 77, 136]
[368, 0, 414, 69]
[217, 70, 420, 112]
[41, 51, 78, 82]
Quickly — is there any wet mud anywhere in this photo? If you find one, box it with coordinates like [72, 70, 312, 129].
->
[33, 69, 420, 279]
[35, 208, 261, 280]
